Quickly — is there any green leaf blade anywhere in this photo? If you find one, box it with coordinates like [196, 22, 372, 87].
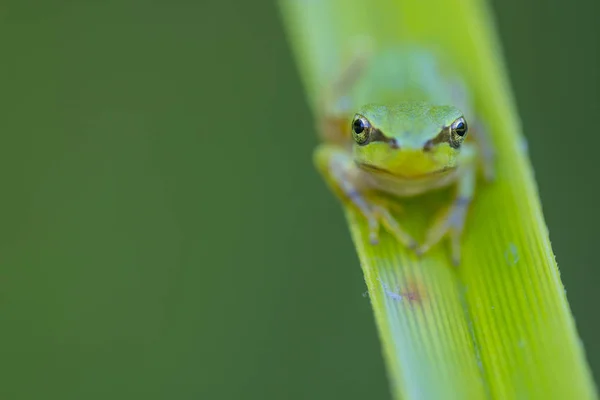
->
[279, 0, 598, 398]
[354, 218, 488, 399]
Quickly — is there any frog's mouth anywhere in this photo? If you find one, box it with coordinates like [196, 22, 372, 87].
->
[357, 162, 457, 179]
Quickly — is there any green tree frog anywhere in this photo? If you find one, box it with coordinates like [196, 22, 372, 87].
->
[314, 46, 494, 264]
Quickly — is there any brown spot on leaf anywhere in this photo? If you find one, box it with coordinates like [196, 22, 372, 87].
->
[400, 281, 426, 305]
[378, 278, 427, 305]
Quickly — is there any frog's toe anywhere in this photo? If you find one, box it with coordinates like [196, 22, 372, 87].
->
[406, 239, 418, 251]
[419, 201, 468, 265]
[414, 245, 427, 257]
[365, 213, 381, 245]
[418, 226, 463, 265]
[371, 204, 416, 250]
[449, 232, 462, 266]
[369, 230, 380, 245]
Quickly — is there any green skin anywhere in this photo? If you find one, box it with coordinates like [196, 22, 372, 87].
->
[314, 47, 493, 265]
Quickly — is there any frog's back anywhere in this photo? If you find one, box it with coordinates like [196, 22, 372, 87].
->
[350, 46, 463, 109]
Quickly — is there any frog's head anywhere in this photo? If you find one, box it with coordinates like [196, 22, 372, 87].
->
[351, 102, 468, 178]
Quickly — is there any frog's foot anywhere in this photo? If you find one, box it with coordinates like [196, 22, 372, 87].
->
[313, 145, 417, 251]
[365, 203, 417, 250]
[416, 197, 470, 265]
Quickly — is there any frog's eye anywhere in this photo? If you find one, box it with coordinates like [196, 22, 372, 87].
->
[448, 116, 468, 148]
[451, 117, 468, 138]
[352, 115, 371, 145]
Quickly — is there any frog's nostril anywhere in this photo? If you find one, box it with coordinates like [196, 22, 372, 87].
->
[389, 138, 399, 149]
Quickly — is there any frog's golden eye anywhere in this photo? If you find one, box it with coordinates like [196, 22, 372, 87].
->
[448, 116, 468, 148]
[451, 117, 468, 138]
[352, 114, 371, 145]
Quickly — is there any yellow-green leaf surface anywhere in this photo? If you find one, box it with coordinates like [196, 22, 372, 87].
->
[279, 0, 598, 399]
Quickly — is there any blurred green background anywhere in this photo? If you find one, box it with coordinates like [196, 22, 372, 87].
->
[0, 0, 598, 399]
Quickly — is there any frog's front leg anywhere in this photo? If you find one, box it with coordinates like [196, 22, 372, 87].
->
[417, 144, 477, 265]
[314, 144, 417, 249]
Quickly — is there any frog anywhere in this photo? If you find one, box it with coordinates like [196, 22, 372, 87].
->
[314, 46, 494, 265]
